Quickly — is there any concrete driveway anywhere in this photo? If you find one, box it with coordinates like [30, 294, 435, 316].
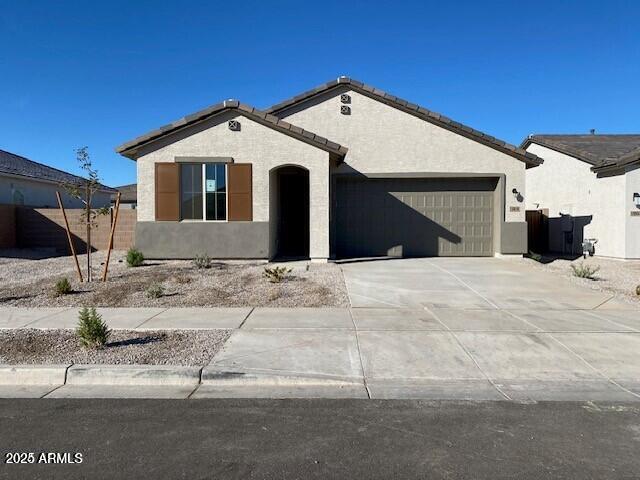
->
[341, 257, 626, 309]
[200, 258, 640, 400]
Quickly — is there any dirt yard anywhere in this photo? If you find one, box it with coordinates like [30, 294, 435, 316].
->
[0, 250, 350, 308]
[522, 254, 640, 305]
[0, 329, 230, 365]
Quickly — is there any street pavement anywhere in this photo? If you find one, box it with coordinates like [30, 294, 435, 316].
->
[0, 399, 639, 479]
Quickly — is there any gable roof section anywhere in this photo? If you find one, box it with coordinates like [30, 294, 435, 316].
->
[113, 183, 137, 203]
[266, 76, 543, 168]
[521, 134, 640, 173]
[116, 100, 348, 159]
[0, 149, 115, 192]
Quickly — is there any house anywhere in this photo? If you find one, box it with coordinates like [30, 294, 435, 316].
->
[112, 183, 137, 209]
[116, 76, 543, 260]
[0, 148, 115, 208]
[522, 134, 640, 259]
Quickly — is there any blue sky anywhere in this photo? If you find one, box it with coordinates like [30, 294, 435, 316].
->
[1, 1, 638, 187]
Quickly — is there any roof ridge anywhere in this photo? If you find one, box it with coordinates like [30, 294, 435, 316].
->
[266, 76, 542, 167]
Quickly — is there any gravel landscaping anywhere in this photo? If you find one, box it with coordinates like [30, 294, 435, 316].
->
[0, 250, 349, 308]
[522, 255, 640, 305]
[0, 329, 231, 366]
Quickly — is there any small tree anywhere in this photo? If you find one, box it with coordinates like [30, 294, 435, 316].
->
[64, 147, 109, 282]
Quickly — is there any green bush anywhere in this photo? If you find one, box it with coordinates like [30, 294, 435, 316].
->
[146, 283, 165, 299]
[192, 254, 212, 269]
[54, 277, 72, 296]
[76, 307, 111, 348]
[263, 266, 292, 283]
[126, 248, 144, 267]
[570, 262, 600, 280]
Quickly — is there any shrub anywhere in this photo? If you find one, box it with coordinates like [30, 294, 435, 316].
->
[636, 285, 640, 296]
[146, 283, 165, 299]
[192, 254, 212, 269]
[570, 262, 600, 280]
[263, 266, 292, 283]
[54, 277, 72, 296]
[126, 248, 144, 267]
[76, 307, 111, 348]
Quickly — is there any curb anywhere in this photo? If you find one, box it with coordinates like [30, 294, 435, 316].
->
[66, 365, 202, 386]
[0, 364, 201, 387]
[0, 364, 70, 385]
[202, 367, 363, 387]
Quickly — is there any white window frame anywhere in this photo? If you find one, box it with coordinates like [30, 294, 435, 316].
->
[180, 163, 228, 223]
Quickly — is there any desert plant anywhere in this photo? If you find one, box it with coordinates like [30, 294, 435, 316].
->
[54, 277, 72, 296]
[263, 266, 292, 283]
[63, 147, 110, 282]
[146, 283, 165, 299]
[192, 254, 212, 269]
[126, 248, 144, 267]
[76, 307, 111, 348]
[636, 285, 640, 296]
[570, 262, 600, 280]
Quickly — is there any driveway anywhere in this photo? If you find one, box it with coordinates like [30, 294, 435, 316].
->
[197, 258, 640, 401]
[341, 257, 626, 309]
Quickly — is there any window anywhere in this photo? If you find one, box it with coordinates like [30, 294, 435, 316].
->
[180, 163, 227, 221]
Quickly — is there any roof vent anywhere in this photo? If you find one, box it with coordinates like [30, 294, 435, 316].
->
[340, 94, 351, 104]
[228, 120, 241, 131]
[340, 105, 351, 115]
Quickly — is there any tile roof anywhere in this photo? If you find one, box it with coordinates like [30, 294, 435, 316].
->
[112, 183, 137, 203]
[116, 100, 348, 159]
[521, 134, 640, 172]
[266, 76, 543, 168]
[0, 148, 115, 192]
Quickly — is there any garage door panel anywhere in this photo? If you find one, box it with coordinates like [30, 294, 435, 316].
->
[335, 177, 496, 258]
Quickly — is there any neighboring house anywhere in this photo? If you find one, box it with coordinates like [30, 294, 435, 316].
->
[0, 149, 115, 208]
[522, 134, 640, 259]
[112, 183, 137, 209]
[116, 76, 543, 260]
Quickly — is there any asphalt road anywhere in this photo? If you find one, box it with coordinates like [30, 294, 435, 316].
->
[0, 399, 639, 479]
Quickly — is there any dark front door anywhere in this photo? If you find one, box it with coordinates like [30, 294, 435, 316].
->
[278, 169, 309, 258]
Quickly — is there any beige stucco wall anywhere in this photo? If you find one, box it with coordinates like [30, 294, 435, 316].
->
[0, 175, 111, 208]
[135, 111, 330, 259]
[624, 165, 640, 258]
[525, 143, 628, 258]
[279, 87, 527, 223]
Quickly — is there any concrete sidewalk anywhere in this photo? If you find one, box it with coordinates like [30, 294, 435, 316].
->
[4, 305, 638, 400]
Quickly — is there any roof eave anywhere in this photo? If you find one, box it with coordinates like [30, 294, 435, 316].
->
[116, 102, 347, 160]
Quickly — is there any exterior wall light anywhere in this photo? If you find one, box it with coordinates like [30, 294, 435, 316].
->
[634, 192, 640, 208]
[512, 188, 523, 202]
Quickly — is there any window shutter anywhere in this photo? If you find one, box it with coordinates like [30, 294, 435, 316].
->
[155, 163, 180, 221]
[228, 163, 252, 221]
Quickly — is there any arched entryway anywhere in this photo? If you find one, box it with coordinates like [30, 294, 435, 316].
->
[269, 165, 310, 259]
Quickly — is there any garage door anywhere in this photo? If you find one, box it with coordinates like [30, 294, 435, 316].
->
[335, 177, 496, 258]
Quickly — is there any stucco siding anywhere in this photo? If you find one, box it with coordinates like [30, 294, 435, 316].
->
[0, 175, 111, 208]
[278, 87, 526, 223]
[625, 165, 640, 258]
[525, 143, 627, 258]
[136, 112, 330, 259]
